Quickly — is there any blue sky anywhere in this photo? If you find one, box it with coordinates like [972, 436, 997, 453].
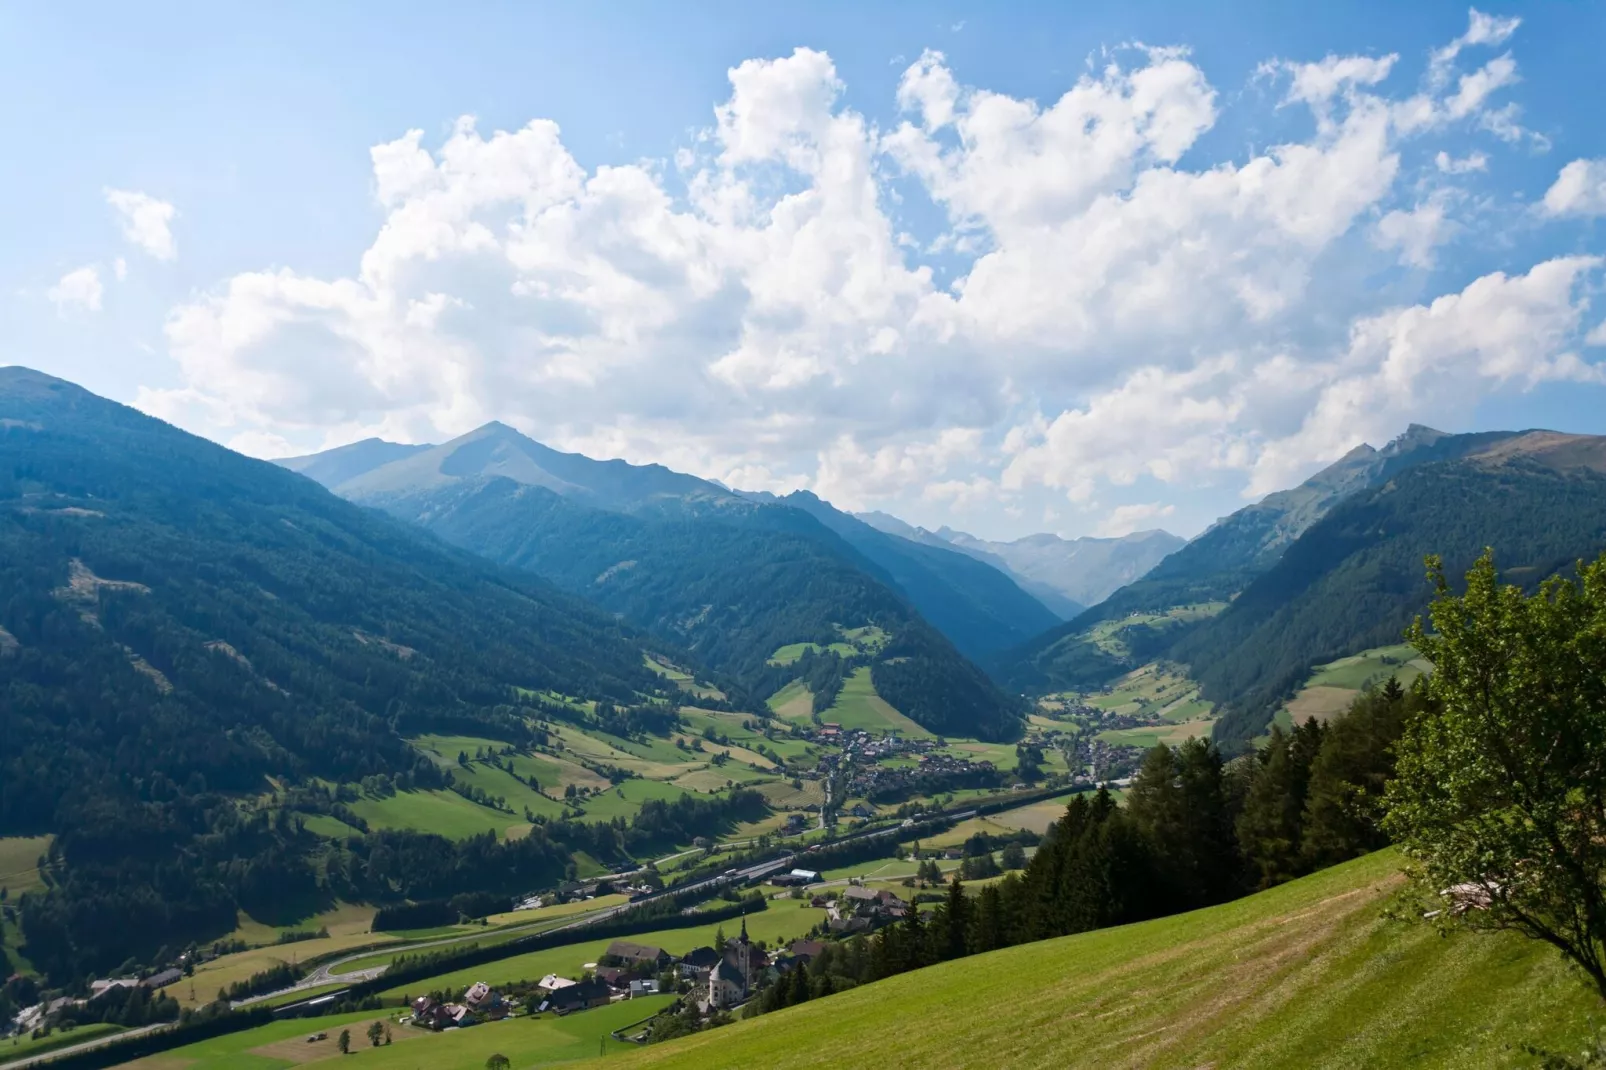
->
[5, 1, 1606, 540]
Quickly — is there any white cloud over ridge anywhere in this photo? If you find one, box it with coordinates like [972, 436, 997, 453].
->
[142, 10, 1604, 537]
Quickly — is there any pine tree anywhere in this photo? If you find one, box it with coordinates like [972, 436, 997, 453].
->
[1302, 677, 1411, 867]
[1236, 727, 1305, 890]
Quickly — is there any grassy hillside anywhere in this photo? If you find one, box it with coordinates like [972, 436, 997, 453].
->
[1282, 644, 1433, 725]
[595, 850, 1598, 1070]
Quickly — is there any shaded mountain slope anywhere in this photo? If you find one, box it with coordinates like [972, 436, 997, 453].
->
[1184, 434, 1606, 739]
[0, 366, 680, 975]
[992, 425, 1532, 695]
[301, 427, 1028, 740]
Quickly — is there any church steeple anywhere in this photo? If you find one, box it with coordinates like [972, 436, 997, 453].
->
[739, 915, 749, 944]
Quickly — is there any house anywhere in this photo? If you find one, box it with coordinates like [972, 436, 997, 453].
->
[463, 981, 505, 1018]
[849, 804, 874, 819]
[539, 978, 612, 1014]
[604, 939, 672, 969]
[629, 979, 660, 997]
[537, 973, 577, 994]
[142, 968, 183, 990]
[677, 945, 721, 979]
[594, 966, 630, 989]
[788, 939, 826, 964]
[90, 979, 138, 997]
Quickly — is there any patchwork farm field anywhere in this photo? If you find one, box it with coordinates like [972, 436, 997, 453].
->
[593, 850, 1598, 1070]
[1282, 644, 1433, 725]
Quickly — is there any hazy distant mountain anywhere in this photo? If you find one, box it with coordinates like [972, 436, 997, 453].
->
[283, 422, 1048, 739]
[276, 437, 430, 489]
[854, 513, 1181, 616]
[327, 421, 730, 514]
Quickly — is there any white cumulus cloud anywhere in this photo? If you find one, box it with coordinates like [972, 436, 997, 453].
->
[136, 15, 1596, 537]
[1095, 502, 1177, 538]
[47, 265, 103, 314]
[1542, 159, 1606, 217]
[105, 189, 178, 260]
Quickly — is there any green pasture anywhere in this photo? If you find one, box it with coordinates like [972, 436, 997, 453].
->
[593, 849, 1599, 1070]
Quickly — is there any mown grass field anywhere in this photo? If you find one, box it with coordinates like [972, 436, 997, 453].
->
[822, 668, 931, 738]
[1096, 717, 1217, 749]
[346, 787, 527, 841]
[181, 904, 386, 1008]
[0, 833, 51, 897]
[767, 640, 854, 666]
[591, 849, 1600, 1070]
[1, 1021, 122, 1062]
[765, 679, 815, 723]
[376, 900, 828, 1001]
[113, 997, 676, 1070]
[1282, 643, 1435, 726]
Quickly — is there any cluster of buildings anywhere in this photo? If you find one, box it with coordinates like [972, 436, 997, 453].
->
[822, 885, 908, 933]
[848, 751, 999, 801]
[409, 979, 514, 1029]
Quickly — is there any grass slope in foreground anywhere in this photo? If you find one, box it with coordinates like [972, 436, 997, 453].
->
[596, 849, 1598, 1070]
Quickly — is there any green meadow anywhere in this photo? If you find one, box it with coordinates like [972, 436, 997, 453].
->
[592, 849, 1600, 1070]
[821, 668, 931, 738]
[115, 998, 674, 1070]
[376, 899, 828, 1002]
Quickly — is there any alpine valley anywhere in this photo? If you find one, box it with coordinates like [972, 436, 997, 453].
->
[5, 367, 1606, 1070]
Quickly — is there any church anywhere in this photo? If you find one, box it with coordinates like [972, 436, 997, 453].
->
[707, 917, 766, 1009]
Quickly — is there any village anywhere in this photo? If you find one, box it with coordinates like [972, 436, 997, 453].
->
[399, 875, 914, 1041]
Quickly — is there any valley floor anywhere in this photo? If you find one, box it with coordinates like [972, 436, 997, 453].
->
[591, 849, 1600, 1070]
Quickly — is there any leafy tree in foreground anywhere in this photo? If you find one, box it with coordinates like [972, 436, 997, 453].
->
[337, 1029, 350, 1054]
[1385, 551, 1606, 1000]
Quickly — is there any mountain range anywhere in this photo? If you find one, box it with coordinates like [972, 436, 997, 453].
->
[280, 421, 1046, 740]
[854, 513, 1183, 615]
[994, 424, 1606, 740]
[0, 367, 683, 975]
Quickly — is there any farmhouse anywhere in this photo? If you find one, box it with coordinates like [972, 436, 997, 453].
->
[539, 978, 611, 1014]
[605, 939, 672, 969]
[142, 968, 183, 989]
[536, 973, 577, 994]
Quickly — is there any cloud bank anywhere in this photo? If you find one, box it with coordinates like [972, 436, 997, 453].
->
[138, 10, 1603, 537]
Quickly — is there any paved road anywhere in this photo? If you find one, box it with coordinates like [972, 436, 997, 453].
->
[0, 1023, 167, 1070]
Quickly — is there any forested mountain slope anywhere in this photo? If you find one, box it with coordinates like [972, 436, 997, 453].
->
[992, 425, 1530, 695]
[1185, 433, 1606, 739]
[287, 423, 1034, 740]
[302, 423, 1059, 662]
[0, 367, 676, 976]
[768, 490, 1062, 652]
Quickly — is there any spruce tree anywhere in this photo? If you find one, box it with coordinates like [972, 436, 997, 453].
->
[1235, 727, 1304, 890]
